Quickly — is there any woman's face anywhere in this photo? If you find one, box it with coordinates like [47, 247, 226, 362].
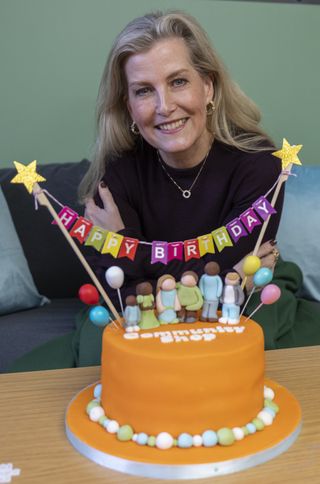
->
[125, 37, 213, 167]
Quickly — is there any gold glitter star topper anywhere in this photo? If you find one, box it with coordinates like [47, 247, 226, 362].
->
[10, 160, 46, 193]
[272, 138, 303, 170]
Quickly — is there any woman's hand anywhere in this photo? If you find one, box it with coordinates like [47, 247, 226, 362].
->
[233, 240, 279, 292]
[84, 182, 125, 232]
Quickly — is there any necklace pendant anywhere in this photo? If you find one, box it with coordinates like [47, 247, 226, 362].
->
[182, 190, 191, 199]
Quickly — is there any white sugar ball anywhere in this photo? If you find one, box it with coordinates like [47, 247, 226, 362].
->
[264, 386, 275, 400]
[232, 427, 245, 440]
[192, 435, 203, 447]
[257, 410, 274, 426]
[89, 406, 105, 422]
[156, 432, 174, 450]
[106, 420, 120, 433]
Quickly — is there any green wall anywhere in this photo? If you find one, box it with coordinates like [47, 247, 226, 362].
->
[0, 0, 319, 166]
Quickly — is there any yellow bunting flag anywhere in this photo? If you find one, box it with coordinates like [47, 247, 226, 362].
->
[198, 234, 215, 256]
[85, 226, 107, 251]
[211, 227, 233, 252]
[101, 231, 124, 257]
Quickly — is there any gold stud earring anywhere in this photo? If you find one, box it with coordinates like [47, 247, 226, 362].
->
[206, 100, 216, 116]
[130, 121, 140, 135]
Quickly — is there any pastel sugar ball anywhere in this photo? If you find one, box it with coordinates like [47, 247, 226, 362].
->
[192, 435, 203, 447]
[217, 428, 235, 446]
[246, 423, 256, 434]
[89, 406, 105, 422]
[137, 433, 148, 445]
[264, 386, 275, 401]
[257, 410, 273, 426]
[264, 407, 276, 418]
[252, 418, 265, 431]
[106, 420, 120, 433]
[202, 430, 218, 447]
[98, 415, 108, 426]
[177, 433, 193, 448]
[86, 400, 99, 415]
[93, 384, 102, 399]
[264, 399, 279, 414]
[242, 426, 249, 436]
[156, 432, 174, 450]
[117, 425, 134, 442]
[232, 427, 245, 441]
[147, 436, 156, 447]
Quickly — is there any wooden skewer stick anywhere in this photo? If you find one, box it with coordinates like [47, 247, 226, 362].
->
[33, 183, 122, 327]
[252, 163, 292, 257]
[241, 163, 292, 290]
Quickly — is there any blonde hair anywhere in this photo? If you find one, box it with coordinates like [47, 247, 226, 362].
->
[79, 10, 274, 201]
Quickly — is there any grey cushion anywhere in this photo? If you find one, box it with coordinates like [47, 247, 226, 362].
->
[0, 185, 48, 315]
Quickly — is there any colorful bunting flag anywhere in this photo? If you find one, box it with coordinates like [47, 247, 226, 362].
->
[118, 237, 139, 260]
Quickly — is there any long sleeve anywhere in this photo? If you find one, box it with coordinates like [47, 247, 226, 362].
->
[83, 140, 284, 310]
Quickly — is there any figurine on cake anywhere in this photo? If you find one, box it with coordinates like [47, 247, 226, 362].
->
[219, 272, 245, 325]
[136, 282, 160, 329]
[123, 295, 141, 332]
[199, 262, 223, 322]
[156, 274, 181, 324]
[176, 271, 203, 323]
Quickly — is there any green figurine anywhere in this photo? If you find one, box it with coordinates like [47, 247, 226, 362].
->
[136, 282, 160, 329]
[176, 271, 203, 323]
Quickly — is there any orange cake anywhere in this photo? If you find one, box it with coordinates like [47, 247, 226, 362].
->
[66, 315, 301, 478]
[100, 319, 265, 438]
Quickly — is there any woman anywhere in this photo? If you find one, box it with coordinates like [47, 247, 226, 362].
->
[81, 11, 281, 301]
[9, 11, 320, 372]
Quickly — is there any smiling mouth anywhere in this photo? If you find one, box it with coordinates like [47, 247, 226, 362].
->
[156, 118, 188, 131]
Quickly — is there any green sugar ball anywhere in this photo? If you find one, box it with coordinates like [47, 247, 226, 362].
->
[264, 399, 279, 413]
[86, 401, 99, 415]
[117, 425, 134, 442]
[98, 415, 108, 426]
[242, 426, 249, 436]
[217, 428, 235, 446]
[252, 418, 265, 431]
[147, 436, 156, 447]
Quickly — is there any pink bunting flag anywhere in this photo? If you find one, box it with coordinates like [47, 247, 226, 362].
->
[52, 206, 78, 229]
[167, 241, 184, 262]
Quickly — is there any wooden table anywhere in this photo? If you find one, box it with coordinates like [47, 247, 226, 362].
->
[1, 346, 319, 484]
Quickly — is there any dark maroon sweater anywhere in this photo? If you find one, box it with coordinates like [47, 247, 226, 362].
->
[85, 139, 284, 309]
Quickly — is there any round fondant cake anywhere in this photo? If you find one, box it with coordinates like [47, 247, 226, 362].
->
[66, 317, 301, 479]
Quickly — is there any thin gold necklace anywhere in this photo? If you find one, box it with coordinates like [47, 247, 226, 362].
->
[157, 149, 210, 199]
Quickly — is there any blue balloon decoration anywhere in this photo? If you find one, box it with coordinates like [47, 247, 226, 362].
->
[253, 267, 273, 287]
[89, 305, 110, 327]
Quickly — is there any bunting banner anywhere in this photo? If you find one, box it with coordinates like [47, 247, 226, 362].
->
[42, 184, 278, 265]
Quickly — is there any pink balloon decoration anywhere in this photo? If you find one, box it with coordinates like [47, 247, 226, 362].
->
[260, 284, 281, 305]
